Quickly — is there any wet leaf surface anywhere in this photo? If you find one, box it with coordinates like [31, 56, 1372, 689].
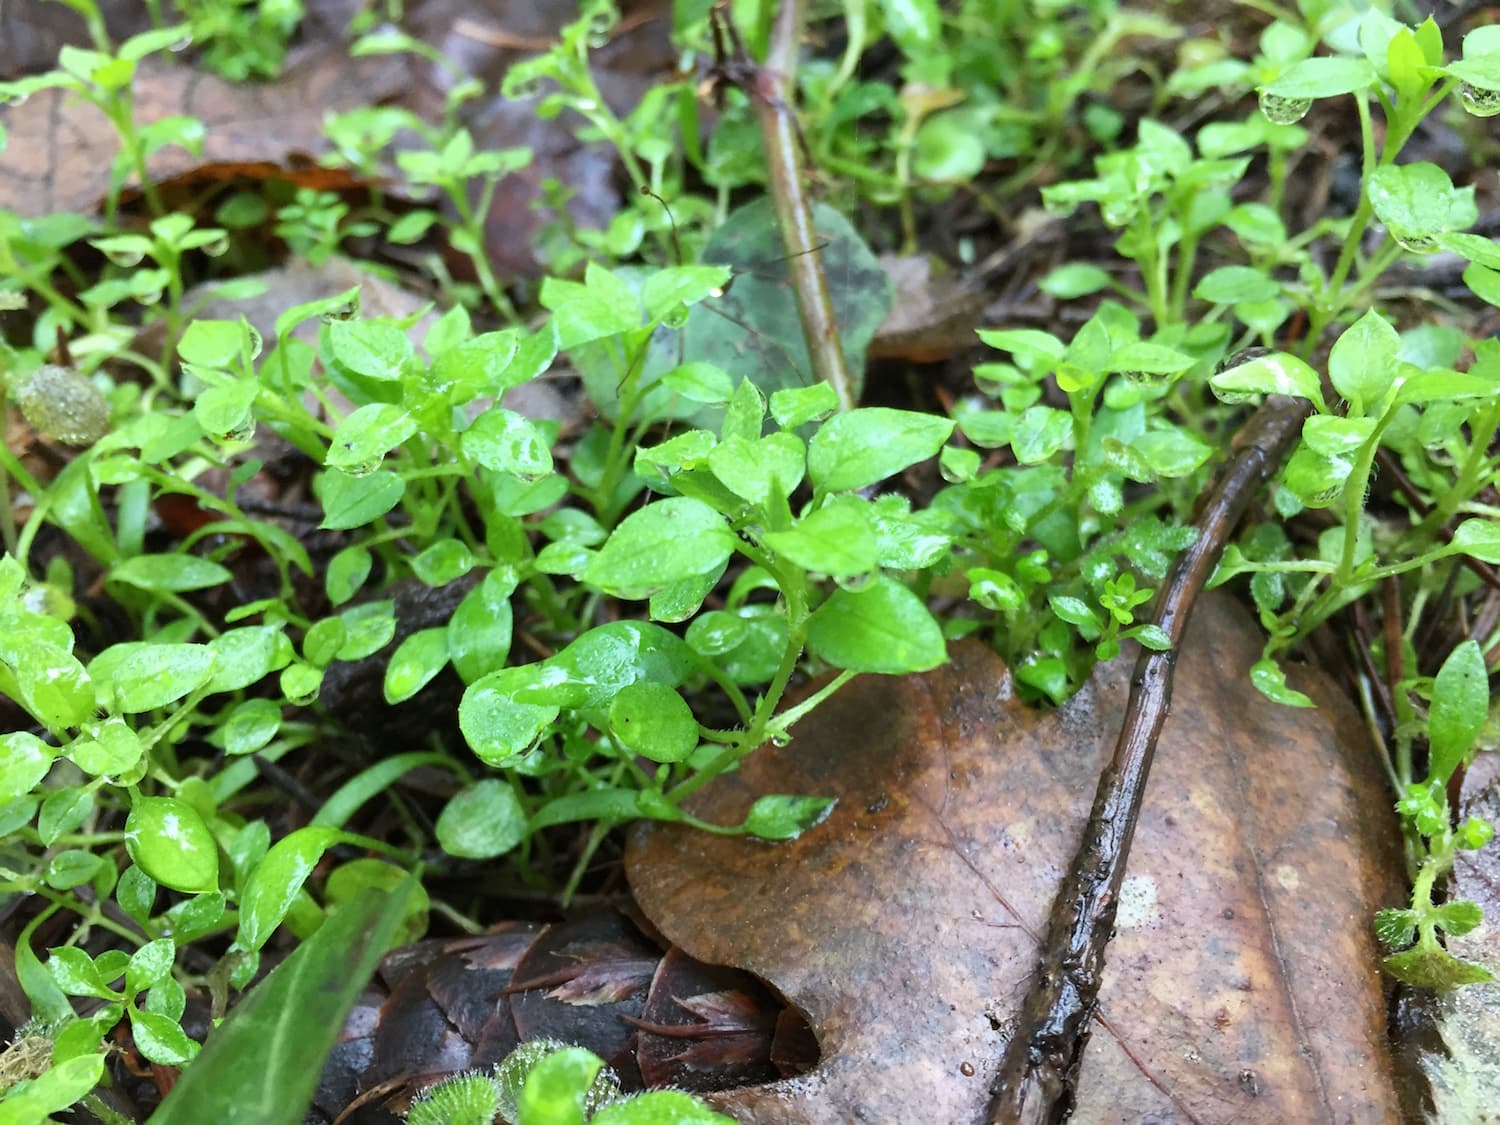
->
[628, 593, 1409, 1123]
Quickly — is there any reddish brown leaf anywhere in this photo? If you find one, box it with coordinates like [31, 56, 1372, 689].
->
[0, 50, 410, 217]
[627, 593, 1409, 1123]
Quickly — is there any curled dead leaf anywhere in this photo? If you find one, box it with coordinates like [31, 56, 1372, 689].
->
[628, 593, 1410, 1123]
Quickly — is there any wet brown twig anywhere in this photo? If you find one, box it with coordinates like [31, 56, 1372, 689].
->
[709, 1, 856, 410]
[985, 394, 1312, 1125]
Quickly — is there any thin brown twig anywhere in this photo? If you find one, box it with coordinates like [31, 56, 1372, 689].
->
[985, 394, 1313, 1125]
[712, 0, 856, 411]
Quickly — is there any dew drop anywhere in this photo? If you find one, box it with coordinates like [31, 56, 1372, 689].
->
[6, 92, 28, 107]
[319, 291, 361, 322]
[339, 457, 382, 478]
[1390, 228, 1437, 254]
[244, 324, 264, 361]
[217, 420, 256, 444]
[201, 233, 231, 258]
[1458, 83, 1500, 118]
[1214, 346, 1270, 375]
[1120, 370, 1165, 388]
[15, 364, 110, 446]
[1258, 91, 1312, 125]
[103, 247, 145, 268]
[169, 35, 193, 53]
[1212, 388, 1260, 406]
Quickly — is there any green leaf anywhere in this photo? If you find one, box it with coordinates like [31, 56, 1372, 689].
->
[429, 330, 525, 400]
[516, 1047, 604, 1125]
[1367, 163, 1477, 252]
[1133, 429, 1212, 477]
[770, 382, 840, 429]
[383, 628, 449, 704]
[224, 699, 282, 756]
[325, 318, 415, 385]
[1433, 899, 1484, 937]
[3, 640, 94, 731]
[437, 779, 526, 859]
[1192, 266, 1281, 303]
[677, 198, 892, 402]
[1301, 415, 1376, 457]
[411, 539, 475, 587]
[1383, 943, 1494, 989]
[448, 570, 515, 684]
[460, 665, 560, 766]
[1329, 309, 1400, 411]
[641, 264, 732, 320]
[764, 498, 877, 576]
[1263, 56, 1377, 98]
[0, 1053, 104, 1122]
[312, 752, 458, 830]
[742, 794, 836, 841]
[808, 408, 954, 492]
[236, 827, 340, 953]
[548, 621, 698, 714]
[1428, 639, 1487, 784]
[708, 433, 805, 507]
[462, 408, 554, 479]
[1465, 261, 1500, 307]
[325, 404, 416, 473]
[583, 498, 736, 597]
[325, 546, 372, 606]
[1039, 263, 1113, 299]
[125, 797, 220, 894]
[90, 642, 216, 712]
[209, 626, 290, 693]
[334, 602, 396, 660]
[0, 732, 55, 810]
[609, 682, 698, 763]
[1010, 405, 1072, 464]
[662, 362, 735, 405]
[593, 1091, 736, 1124]
[541, 261, 641, 348]
[178, 319, 250, 368]
[1453, 519, 1500, 563]
[130, 1008, 199, 1066]
[317, 469, 405, 530]
[977, 327, 1066, 365]
[110, 554, 232, 592]
[806, 577, 947, 674]
[151, 879, 418, 1125]
[1210, 351, 1325, 409]
[1249, 658, 1315, 708]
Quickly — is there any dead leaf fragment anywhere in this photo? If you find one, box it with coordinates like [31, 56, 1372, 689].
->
[627, 593, 1407, 1124]
[0, 49, 410, 216]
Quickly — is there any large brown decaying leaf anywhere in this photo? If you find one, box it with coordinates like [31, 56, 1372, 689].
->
[628, 592, 1411, 1123]
[0, 48, 410, 217]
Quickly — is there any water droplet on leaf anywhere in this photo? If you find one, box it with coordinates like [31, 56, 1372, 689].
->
[1258, 91, 1312, 125]
[1458, 83, 1500, 118]
[15, 364, 110, 446]
[103, 246, 145, 268]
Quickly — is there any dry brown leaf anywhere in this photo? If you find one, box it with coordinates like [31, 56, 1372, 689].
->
[869, 254, 987, 363]
[0, 48, 409, 217]
[628, 592, 1409, 1123]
